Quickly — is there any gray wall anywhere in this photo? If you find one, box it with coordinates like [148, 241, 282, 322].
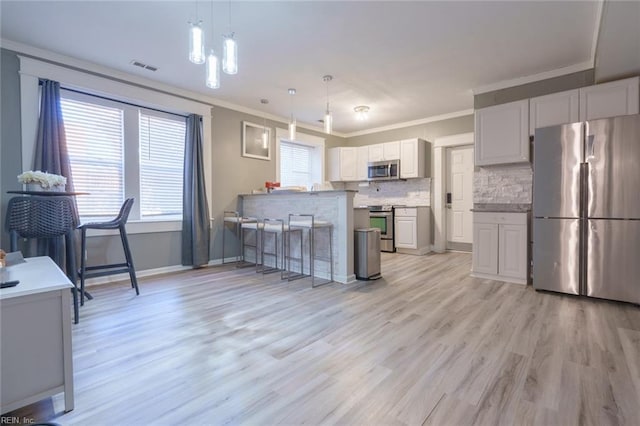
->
[345, 115, 474, 146]
[0, 47, 347, 269]
[1, 50, 23, 250]
[474, 69, 595, 109]
[209, 105, 345, 261]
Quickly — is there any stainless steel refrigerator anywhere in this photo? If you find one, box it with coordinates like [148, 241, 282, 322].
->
[533, 114, 640, 304]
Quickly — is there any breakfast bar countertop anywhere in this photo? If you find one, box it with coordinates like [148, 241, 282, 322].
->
[239, 189, 357, 197]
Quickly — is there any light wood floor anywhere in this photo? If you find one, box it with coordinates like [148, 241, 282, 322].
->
[5, 252, 640, 425]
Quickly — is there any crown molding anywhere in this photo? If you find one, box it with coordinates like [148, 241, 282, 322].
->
[343, 109, 474, 138]
[1, 38, 340, 136]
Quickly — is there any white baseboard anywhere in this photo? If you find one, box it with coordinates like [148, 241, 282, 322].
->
[84, 257, 237, 287]
[470, 271, 527, 285]
[84, 264, 192, 287]
[396, 246, 432, 256]
[84, 257, 353, 286]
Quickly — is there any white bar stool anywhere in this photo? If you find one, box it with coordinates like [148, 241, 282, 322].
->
[288, 214, 334, 287]
[240, 221, 265, 269]
[222, 211, 257, 267]
[260, 218, 303, 278]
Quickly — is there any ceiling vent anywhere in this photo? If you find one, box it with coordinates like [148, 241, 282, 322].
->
[130, 60, 158, 72]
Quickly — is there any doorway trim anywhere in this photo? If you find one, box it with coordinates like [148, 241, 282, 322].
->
[433, 132, 474, 253]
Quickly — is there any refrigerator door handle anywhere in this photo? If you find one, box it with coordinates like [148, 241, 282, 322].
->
[586, 134, 596, 160]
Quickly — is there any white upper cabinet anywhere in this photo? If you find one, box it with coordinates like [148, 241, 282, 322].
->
[368, 144, 384, 162]
[529, 89, 580, 136]
[579, 77, 639, 121]
[400, 138, 428, 178]
[356, 145, 369, 181]
[369, 142, 400, 162]
[383, 141, 400, 160]
[475, 99, 529, 166]
[329, 139, 430, 182]
[328, 147, 357, 182]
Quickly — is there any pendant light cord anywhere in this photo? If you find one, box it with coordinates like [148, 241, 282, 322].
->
[210, 0, 214, 45]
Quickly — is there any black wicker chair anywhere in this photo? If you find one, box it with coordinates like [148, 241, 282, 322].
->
[78, 198, 139, 303]
[5, 195, 80, 323]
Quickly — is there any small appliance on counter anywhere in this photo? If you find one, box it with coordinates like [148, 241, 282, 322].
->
[264, 181, 280, 193]
[354, 228, 381, 280]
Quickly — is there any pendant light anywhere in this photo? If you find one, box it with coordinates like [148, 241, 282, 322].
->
[288, 88, 297, 141]
[223, 34, 238, 75]
[189, 21, 205, 64]
[323, 75, 333, 134]
[188, 2, 205, 64]
[222, 0, 238, 74]
[205, 0, 220, 89]
[261, 99, 269, 149]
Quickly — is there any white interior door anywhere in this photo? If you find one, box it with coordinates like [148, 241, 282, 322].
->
[446, 145, 474, 247]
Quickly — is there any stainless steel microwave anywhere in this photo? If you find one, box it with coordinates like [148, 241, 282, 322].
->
[368, 160, 399, 181]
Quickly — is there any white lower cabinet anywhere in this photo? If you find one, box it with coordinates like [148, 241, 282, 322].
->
[471, 212, 528, 284]
[395, 207, 431, 255]
[395, 216, 418, 249]
[472, 223, 499, 275]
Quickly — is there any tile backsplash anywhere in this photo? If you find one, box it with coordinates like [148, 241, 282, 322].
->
[473, 164, 532, 204]
[345, 178, 431, 206]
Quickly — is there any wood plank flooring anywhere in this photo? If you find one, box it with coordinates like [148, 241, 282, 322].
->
[4, 252, 640, 425]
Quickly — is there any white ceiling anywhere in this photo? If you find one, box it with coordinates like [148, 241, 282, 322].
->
[1, 1, 601, 135]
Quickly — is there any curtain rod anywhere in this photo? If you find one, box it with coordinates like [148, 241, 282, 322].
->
[39, 80, 190, 119]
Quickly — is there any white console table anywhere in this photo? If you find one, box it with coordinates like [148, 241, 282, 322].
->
[1, 256, 74, 414]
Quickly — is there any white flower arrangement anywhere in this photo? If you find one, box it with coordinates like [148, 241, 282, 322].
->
[18, 170, 67, 189]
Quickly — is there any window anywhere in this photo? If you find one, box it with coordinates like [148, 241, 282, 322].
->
[60, 90, 185, 221]
[61, 97, 124, 218]
[139, 112, 185, 218]
[277, 129, 325, 190]
[280, 141, 314, 188]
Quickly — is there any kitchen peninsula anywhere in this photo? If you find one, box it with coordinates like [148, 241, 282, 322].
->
[240, 190, 366, 283]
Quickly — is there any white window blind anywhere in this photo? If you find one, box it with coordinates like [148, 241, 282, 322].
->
[280, 141, 313, 189]
[139, 112, 185, 218]
[61, 97, 124, 218]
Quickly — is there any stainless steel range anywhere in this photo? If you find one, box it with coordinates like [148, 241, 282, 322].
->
[368, 205, 395, 252]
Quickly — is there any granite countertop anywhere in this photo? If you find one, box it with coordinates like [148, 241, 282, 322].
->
[471, 203, 531, 213]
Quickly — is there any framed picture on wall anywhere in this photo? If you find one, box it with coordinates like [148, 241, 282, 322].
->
[242, 121, 271, 161]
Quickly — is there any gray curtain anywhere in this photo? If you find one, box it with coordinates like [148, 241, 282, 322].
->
[182, 114, 211, 266]
[32, 79, 77, 270]
[34, 79, 75, 194]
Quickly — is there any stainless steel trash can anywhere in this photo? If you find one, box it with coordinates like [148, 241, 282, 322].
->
[354, 228, 381, 280]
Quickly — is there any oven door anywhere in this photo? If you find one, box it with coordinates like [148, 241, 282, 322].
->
[370, 212, 395, 252]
